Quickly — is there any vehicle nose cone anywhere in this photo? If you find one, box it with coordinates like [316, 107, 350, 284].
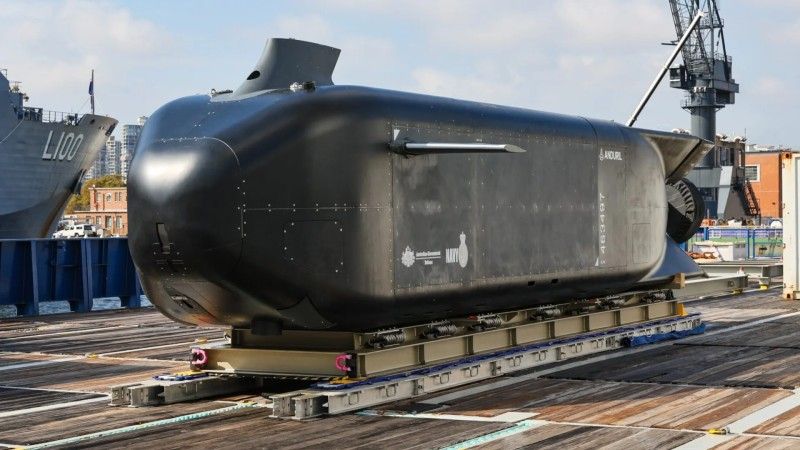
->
[127, 137, 243, 279]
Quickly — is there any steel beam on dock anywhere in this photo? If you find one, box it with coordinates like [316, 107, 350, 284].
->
[672, 274, 749, 298]
[698, 261, 782, 286]
[109, 292, 705, 415]
[272, 314, 703, 419]
[110, 375, 259, 407]
[200, 295, 680, 379]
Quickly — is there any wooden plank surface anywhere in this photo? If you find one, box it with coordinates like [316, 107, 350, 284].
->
[3, 289, 800, 448]
[476, 424, 699, 450]
[0, 308, 168, 335]
[1, 328, 217, 356]
[683, 320, 800, 348]
[0, 357, 184, 392]
[436, 378, 790, 431]
[745, 404, 800, 437]
[0, 387, 104, 413]
[0, 352, 63, 366]
[0, 401, 227, 446]
[688, 306, 791, 324]
[43, 410, 511, 450]
[1, 322, 222, 356]
[550, 341, 800, 389]
[0, 308, 224, 366]
[710, 435, 800, 449]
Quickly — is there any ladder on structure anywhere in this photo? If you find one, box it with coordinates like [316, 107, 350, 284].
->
[742, 180, 761, 217]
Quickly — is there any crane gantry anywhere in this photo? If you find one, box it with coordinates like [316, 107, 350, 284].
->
[668, 0, 739, 165]
[666, 0, 756, 219]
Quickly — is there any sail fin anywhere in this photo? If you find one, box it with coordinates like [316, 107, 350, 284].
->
[640, 130, 714, 182]
[233, 38, 340, 96]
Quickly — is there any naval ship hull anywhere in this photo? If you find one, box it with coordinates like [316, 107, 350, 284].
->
[0, 72, 117, 238]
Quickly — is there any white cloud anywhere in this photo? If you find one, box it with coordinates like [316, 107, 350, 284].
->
[318, 0, 671, 52]
[753, 76, 795, 102]
[0, 0, 794, 147]
[304, 0, 675, 118]
[424, 10, 549, 52]
[0, 0, 174, 115]
[744, 0, 800, 10]
[274, 14, 333, 43]
[410, 67, 525, 106]
[773, 18, 800, 45]
[554, 0, 669, 48]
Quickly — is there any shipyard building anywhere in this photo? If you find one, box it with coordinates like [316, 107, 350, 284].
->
[69, 186, 129, 236]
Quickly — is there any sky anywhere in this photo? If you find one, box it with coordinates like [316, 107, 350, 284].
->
[1, 0, 798, 147]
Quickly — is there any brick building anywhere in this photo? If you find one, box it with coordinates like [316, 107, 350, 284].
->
[744, 150, 797, 220]
[75, 186, 128, 236]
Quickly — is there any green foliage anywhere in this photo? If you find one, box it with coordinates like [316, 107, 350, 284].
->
[65, 175, 125, 213]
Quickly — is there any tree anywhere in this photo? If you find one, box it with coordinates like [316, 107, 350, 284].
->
[65, 175, 125, 213]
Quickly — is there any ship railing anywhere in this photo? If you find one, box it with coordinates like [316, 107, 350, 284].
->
[683, 226, 783, 259]
[21, 107, 80, 125]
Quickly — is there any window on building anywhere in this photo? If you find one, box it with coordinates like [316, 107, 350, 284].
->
[95, 192, 101, 202]
[116, 216, 122, 228]
[106, 194, 112, 201]
[105, 216, 112, 228]
[744, 165, 760, 182]
[96, 216, 101, 225]
[720, 148, 733, 166]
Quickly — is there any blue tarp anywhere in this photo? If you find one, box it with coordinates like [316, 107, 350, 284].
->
[621, 323, 706, 347]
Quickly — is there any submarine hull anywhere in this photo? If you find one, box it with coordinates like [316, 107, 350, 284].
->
[128, 39, 709, 332]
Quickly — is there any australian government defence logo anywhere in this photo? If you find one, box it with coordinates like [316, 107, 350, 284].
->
[401, 232, 469, 269]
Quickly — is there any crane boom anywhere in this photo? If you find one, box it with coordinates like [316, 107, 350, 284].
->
[627, 11, 704, 127]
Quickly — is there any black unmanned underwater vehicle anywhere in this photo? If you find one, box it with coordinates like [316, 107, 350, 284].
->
[128, 38, 708, 333]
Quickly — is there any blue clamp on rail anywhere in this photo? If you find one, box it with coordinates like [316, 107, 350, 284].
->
[154, 371, 209, 382]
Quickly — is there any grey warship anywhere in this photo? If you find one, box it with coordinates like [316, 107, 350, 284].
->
[0, 69, 117, 238]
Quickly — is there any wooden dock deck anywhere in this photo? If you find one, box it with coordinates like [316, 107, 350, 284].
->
[4, 290, 800, 449]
